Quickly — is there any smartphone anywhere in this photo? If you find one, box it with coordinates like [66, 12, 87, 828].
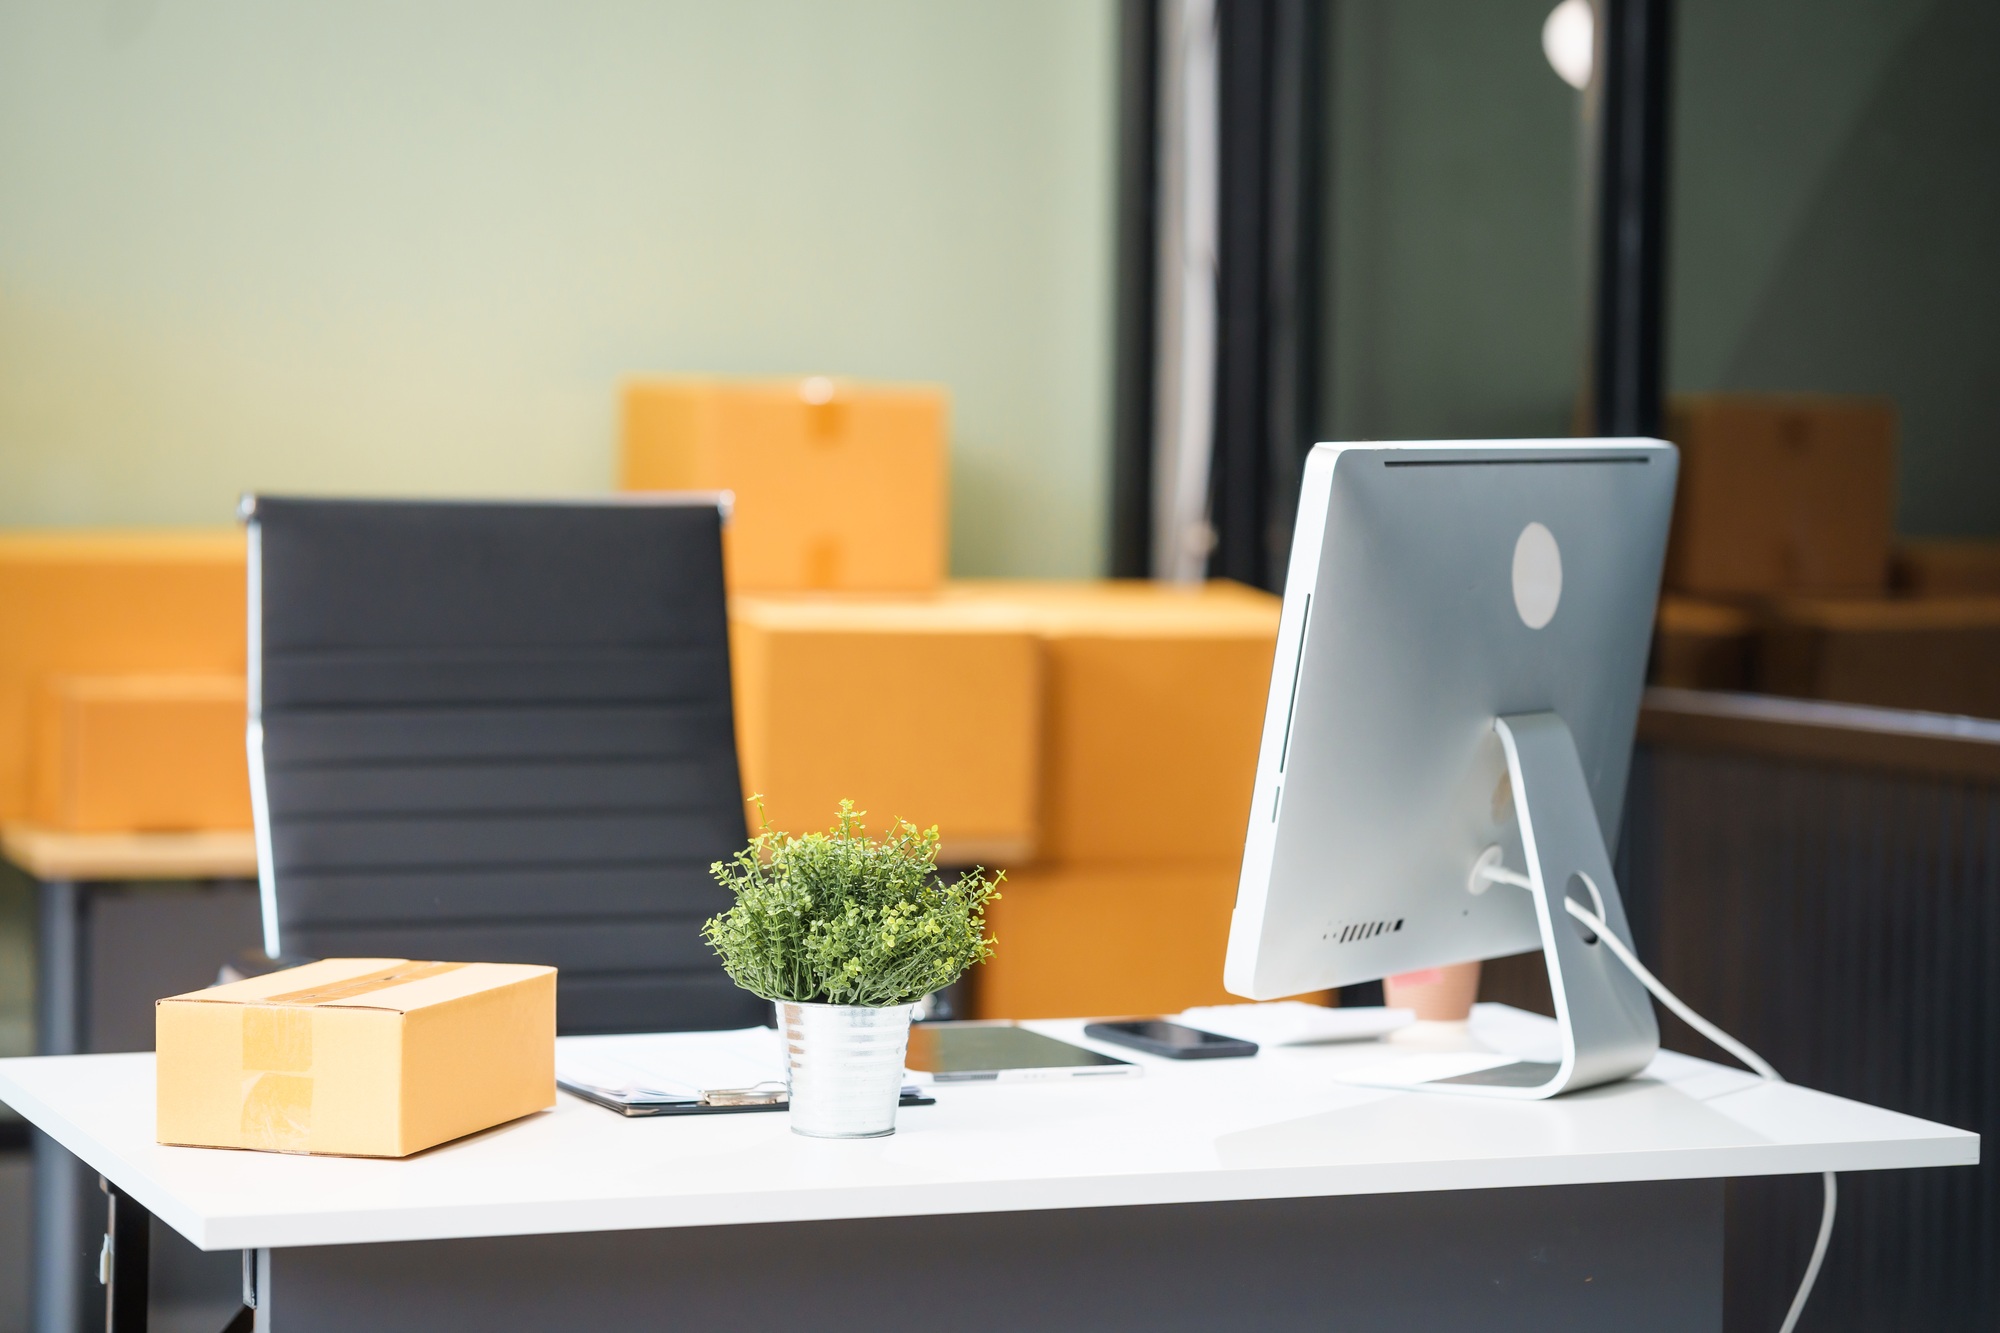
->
[1082, 1020, 1258, 1060]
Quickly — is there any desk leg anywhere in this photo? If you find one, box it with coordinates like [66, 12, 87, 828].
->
[31, 878, 100, 1333]
[32, 880, 82, 1056]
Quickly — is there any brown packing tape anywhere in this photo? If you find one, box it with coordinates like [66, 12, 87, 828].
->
[235, 961, 466, 1153]
[263, 959, 468, 1007]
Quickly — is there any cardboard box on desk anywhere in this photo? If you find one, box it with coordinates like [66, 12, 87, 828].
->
[0, 531, 246, 823]
[1663, 394, 1897, 596]
[31, 675, 251, 832]
[157, 959, 555, 1158]
[621, 377, 946, 593]
[730, 594, 1041, 865]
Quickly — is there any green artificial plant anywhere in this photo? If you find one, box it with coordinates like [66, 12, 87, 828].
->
[702, 800, 1002, 1008]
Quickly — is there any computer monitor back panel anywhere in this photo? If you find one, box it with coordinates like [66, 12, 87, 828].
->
[1224, 440, 1677, 1000]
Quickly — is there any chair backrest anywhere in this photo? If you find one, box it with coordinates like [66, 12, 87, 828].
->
[245, 495, 766, 1034]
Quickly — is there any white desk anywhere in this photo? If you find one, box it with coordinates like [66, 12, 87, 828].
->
[0, 1006, 1976, 1332]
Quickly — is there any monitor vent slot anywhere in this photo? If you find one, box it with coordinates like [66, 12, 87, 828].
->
[1326, 918, 1404, 944]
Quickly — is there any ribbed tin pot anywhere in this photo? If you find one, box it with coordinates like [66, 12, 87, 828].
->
[776, 1000, 914, 1138]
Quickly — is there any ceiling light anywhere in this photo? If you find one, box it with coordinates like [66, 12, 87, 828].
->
[1542, 0, 1594, 92]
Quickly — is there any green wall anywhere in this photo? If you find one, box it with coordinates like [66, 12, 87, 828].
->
[0, 1, 1117, 577]
[1670, 0, 2000, 538]
[1323, 0, 1591, 444]
[1320, 0, 2000, 543]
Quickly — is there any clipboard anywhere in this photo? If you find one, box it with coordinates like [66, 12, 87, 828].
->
[555, 1029, 936, 1118]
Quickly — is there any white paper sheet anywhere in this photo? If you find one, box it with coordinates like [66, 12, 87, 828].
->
[557, 1028, 786, 1105]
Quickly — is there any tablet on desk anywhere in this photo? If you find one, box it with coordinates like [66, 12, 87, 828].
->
[904, 1021, 1140, 1083]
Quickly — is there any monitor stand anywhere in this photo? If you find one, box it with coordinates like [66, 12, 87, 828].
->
[1404, 712, 1659, 1100]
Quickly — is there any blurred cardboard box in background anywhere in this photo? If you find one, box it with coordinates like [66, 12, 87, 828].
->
[1652, 594, 1757, 693]
[975, 582, 1279, 865]
[1663, 394, 1896, 596]
[1757, 596, 2000, 720]
[622, 377, 946, 593]
[1892, 540, 2000, 597]
[728, 581, 1281, 872]
[730, 594, 1041, 866]
[31, 675, 250, 832]
[979, 862, 1249, 1019]
[0, 532, 246, 826]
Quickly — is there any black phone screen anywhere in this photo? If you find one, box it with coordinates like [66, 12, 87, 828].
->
[1103, 1021, 1234, 1049]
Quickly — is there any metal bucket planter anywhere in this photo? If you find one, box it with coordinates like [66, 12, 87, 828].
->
[776, 1001, 915, 1138]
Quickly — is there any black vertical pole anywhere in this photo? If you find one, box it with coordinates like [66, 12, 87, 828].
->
[1260, 0, 1324, 584]
[1211, 0, 1274, 589]
[1592, 0, 1672, 438]
[1109, 0, 1161, 578]
[1211, 0, 1323, 592]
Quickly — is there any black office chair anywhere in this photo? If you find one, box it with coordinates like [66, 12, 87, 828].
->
[241, 494, 766, 1034]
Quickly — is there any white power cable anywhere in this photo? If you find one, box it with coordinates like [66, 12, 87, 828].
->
[1480, 865, 1836, 1333]
[1565, 897, 1780, 1083]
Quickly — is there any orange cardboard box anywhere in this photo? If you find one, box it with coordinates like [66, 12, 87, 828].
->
[730, 582, 1281, 867]
[156, 958, 555, 1158]
[978, 862, 1295, 1019]
[1757, 596, 2000, 720]
[0, 531, 246, 824]
[31, 675, 251, 832]
[730, 594, 1040, 865]
[1663, 394, 1896, 596]
[945, 582, 1280, 865]
[622, 378, 946, 593]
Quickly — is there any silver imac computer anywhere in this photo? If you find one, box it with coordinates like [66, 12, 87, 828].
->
[1223, 438, 1678, 1099]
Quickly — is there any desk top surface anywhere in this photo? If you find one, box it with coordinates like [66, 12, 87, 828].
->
[0, 1006, 1975, 1252]
[0, 825, 257, 882]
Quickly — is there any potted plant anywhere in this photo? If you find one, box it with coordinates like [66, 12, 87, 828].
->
[703, 801, 1002, 1138]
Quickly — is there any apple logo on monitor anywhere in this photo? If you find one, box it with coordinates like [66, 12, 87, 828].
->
[1512, 522, 1562, 629]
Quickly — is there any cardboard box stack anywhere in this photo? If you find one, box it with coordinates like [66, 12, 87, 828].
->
[623, 376, 1299, 1017]
[0, 376, 1305, 1027]
[0, 532, 251, 834]
[1658, 395, 2000, 720]
[723, 580, 1287, 1019]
